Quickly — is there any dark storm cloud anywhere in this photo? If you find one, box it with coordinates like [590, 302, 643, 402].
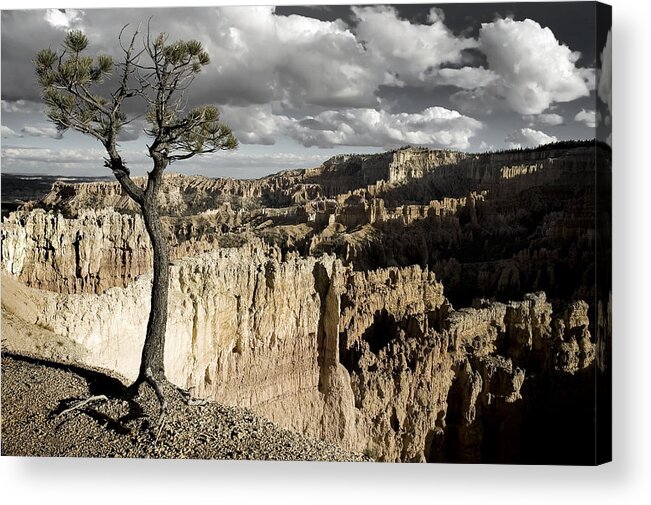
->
[399, 2, 597, 64]
[1, 10, 70, 102]
[277, 2, 598, 65]
[275, 5, 355, 24]
[275, 2, 598, 146]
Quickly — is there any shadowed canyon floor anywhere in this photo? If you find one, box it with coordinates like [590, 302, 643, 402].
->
[1, 142, 611, 463]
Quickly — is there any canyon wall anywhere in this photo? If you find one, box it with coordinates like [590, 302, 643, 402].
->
[2, 209, 152, 293]
[34, 146, 595, 217]
[2, 241, 596, 462]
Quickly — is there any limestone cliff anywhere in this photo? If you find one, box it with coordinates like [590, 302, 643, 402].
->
[32, 146, 594, 217]
[1, 142, 609, 463]
[2, 244, 597, 462]
[1, 208, 225, 294]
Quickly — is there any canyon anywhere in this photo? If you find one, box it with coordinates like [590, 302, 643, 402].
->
[1, 142, 611, 463]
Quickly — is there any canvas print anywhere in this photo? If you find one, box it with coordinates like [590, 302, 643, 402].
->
[0, 2, 611, 464]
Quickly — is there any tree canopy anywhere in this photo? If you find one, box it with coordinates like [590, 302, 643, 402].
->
[34, 26, 237, 200]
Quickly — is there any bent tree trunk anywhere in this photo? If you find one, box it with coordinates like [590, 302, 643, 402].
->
[138, 198, 170, 385]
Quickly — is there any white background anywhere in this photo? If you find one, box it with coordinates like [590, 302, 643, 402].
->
[1, 0, 649, 503]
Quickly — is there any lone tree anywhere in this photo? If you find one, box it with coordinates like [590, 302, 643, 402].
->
[34, 27, 237, 414]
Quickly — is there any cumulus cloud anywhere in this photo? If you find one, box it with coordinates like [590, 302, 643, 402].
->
[352, 6, 477, 87]
[574, 109, 597, 128]
[219, 105, 280, 145]
[598, 29, 612, 123]
[1, 99, 42, 114]
[20, 124, 63, 140]
[284, 106, 483, 149]
[3, 9, 597, 118]
[1, 7, 604, 173]
[2, 7, 387, 110]
[201, 6, 386, 109]
[217, 103, 483, 150]
[1, 125, 22, 138]
[505, 128, 557, 149]
[435, 67, 498, 90]
[44, 9, 84, 30]
[468, 18, 594, 115]
[524, 113, 564, 126]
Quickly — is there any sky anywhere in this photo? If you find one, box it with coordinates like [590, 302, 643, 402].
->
[0, 3, 611, 178]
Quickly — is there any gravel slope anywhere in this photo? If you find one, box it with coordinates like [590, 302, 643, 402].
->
[1, 354, 367, 461]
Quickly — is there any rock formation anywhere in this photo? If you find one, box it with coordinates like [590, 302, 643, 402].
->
[1, 142, 611, 463]
[1, 246, 595, 462]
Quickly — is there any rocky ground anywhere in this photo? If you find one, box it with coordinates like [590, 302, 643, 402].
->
[1, 354, 367, 461]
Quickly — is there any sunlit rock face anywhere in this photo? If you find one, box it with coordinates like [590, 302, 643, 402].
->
[1, 143, 610, 463]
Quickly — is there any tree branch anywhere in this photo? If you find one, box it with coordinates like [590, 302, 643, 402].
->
[167, 144, 232, 163]
[104, 155, 145, 204]
[35, 24, 237, 206]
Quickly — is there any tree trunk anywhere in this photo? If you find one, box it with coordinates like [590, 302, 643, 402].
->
[138, 197, 170, 383]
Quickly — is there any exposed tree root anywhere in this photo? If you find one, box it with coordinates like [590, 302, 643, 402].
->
[141, 368, 169, 451]
[154, 410, 167, 450]
[52, 368, 170, 437]
[51, 367, 211, 452]
[143, 367, 168, 415]
[55, 395, 109, 418]
[177, 385, 208, 406]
